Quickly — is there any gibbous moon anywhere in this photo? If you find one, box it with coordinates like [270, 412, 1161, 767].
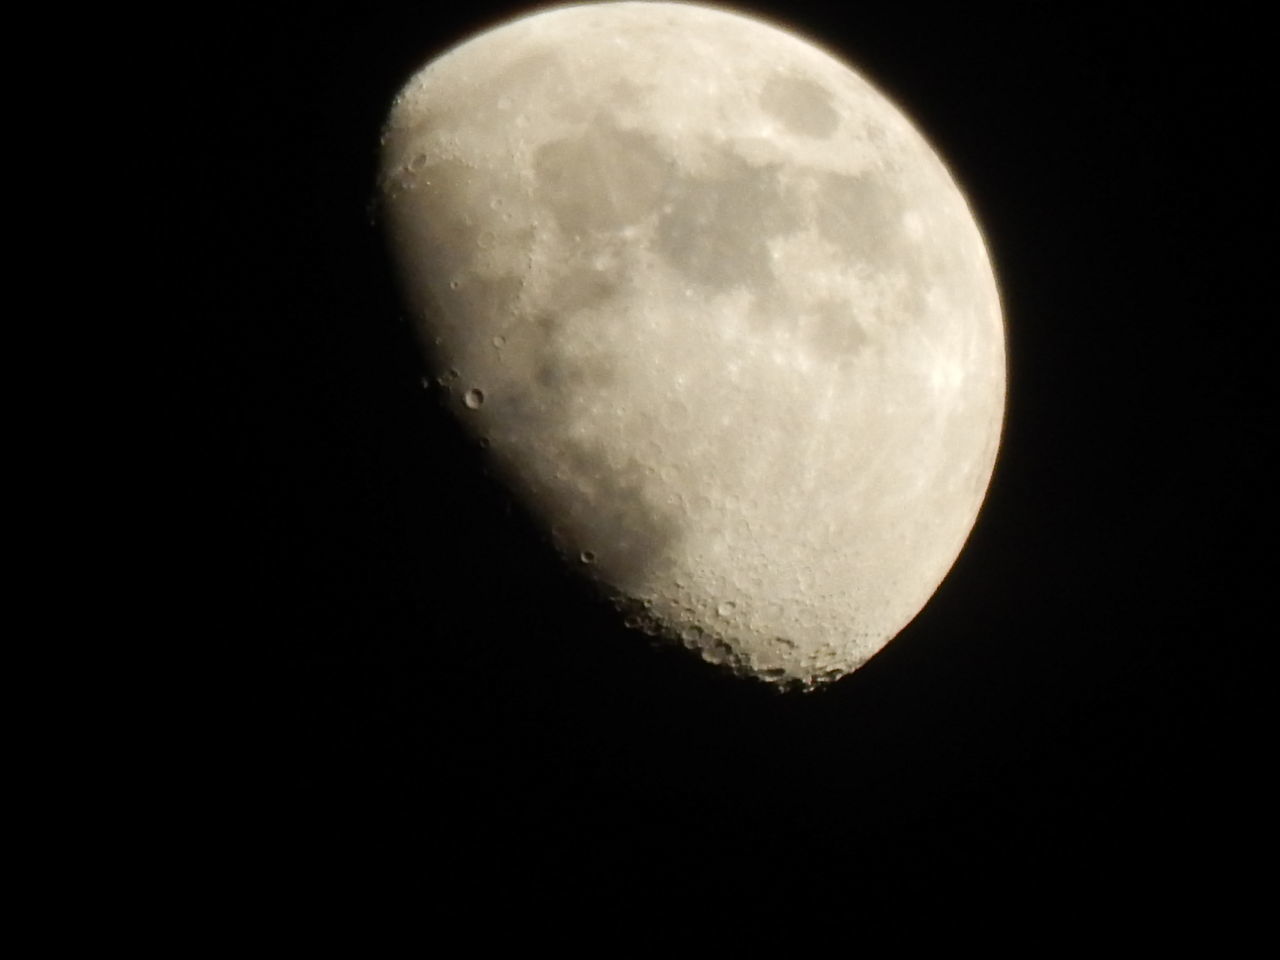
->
[379, 2, 1005, 687]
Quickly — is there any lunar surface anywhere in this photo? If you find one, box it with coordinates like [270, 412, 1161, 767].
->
[379, 2, 1005, 687]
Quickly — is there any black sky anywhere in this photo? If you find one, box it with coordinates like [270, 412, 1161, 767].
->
[201, 2, 1263, 903]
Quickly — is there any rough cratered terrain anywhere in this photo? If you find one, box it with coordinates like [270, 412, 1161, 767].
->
[380, 2, 1005, 686]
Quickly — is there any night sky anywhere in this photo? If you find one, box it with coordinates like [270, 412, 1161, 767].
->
[200, 2, 1262, 902]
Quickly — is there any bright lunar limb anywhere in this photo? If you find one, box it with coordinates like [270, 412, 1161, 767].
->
[379, 2, 1006, 687]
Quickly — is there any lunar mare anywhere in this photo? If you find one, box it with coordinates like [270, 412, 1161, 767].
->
[379, 2, 1005, 686]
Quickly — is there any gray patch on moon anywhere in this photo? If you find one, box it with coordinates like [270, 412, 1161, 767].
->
[546, 266, 619, 316]
[815, 170, 930, 328]
[534, 125, 670, 235]
[816, 170, 911, 269]
[655, 150, 800, 292]
[759, 74, 839, 138]
[524, 309, 621, 396]
[490, 50, 562, 100]
[806, 298, 870, 360]
[532, 344, 618, 395]
[608, 77, 648, 110]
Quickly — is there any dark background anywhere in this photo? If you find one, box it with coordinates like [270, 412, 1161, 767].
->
[201, 2, 1262, 900]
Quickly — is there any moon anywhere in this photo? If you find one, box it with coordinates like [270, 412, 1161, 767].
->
[378, 2, 1005, 688]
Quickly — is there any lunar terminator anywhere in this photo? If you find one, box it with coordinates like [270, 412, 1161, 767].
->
[379, 2, 1006, 686]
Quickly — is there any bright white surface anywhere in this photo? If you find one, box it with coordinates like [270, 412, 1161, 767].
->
[381, 2, 1005, 686]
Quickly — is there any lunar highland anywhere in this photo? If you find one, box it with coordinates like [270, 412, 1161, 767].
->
[379, 2, 1005, 687]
